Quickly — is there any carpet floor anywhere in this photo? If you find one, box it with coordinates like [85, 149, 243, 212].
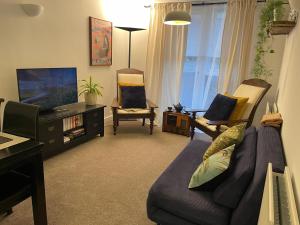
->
[1, 122, 209, 225]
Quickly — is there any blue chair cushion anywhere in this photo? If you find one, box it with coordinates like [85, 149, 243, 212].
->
[120, 86, 147, 108]
[204, 94, 237, 121]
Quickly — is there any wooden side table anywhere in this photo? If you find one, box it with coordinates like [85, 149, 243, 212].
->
[162, 111, 190, 137]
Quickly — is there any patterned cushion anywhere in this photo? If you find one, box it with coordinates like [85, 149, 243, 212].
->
[189, 144, 235, 189]
[203, 123, 246, 160]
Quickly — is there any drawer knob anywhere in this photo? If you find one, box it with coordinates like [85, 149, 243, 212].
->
[49, 139, 56, 144]
[48, 126, 55, 132]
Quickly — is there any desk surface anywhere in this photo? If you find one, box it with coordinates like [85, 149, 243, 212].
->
[0, 139, 43, 171]
[0, 132, 29, 150]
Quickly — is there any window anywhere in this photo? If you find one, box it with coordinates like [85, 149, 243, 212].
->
[180, 4, 226, 110]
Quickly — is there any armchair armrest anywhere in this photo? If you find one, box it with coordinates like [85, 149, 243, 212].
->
[0, 98, 4, 104]
[207, 119, 249, 126]
[147, 99, 158, 108]
[186, 109, 207, 120]
[111, 98, 119, 108]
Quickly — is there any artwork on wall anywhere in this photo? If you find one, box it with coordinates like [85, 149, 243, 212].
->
[89, 17, 112, 66]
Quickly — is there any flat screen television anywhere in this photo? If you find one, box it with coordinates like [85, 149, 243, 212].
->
[17, 67, 78, 112]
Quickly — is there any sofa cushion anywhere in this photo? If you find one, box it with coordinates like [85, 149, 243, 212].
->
[213, 127, 257, 208]
[189, 144, 235, 189]
[203, 123, 246, 160]
[230, 127, 285, 225]
[204, 94, 237, 121]
[147, 140, 231, 225]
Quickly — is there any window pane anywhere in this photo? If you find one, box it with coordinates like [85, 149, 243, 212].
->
[180, 5, 226, 110]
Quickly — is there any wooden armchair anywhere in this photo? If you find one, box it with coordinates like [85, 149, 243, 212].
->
[188, 79, 271, 140]
[111, 68, 158, 135]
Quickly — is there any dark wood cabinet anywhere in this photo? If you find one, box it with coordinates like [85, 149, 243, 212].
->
[162, 111, 190, 137]
[39, 102, 105, 159]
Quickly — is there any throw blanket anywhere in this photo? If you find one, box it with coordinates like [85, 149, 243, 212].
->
[261, 113, 283, 127]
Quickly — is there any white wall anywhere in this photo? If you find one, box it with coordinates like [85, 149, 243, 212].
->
[249, 4, 287, 126]
[277, 9, 300, 209]
[0, 0, 150, 117]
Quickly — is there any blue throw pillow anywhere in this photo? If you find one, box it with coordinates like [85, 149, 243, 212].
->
[120, 86, 147, 109]
[204, 94, 237, 121]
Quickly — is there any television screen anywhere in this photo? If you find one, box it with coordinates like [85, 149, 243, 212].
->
[17, 67, 78, 111]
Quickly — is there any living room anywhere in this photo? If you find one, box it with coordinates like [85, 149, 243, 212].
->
[0, 0, 300, 225]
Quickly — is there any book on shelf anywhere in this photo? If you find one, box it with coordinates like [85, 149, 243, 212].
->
[63, 114, 83, 132]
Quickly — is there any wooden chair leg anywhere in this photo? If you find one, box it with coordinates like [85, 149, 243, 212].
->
[150, 109, 155, 135]
[142, 118, 145, 126]
[190, 112, 196, 140]
[190, 124, 195, 140]
[150, 118, 154, 135]
[113, 116, 118, 135]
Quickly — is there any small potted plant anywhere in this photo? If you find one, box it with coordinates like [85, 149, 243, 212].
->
[79, 76, 103, 105]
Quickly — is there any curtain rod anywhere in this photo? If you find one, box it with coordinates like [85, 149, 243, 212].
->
[191, 0, 289, 6]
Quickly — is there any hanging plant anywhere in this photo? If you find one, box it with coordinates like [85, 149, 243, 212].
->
[253, 0, 284, 79]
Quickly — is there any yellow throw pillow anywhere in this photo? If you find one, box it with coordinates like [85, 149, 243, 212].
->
[203, 123, 246, 161]
[118, 82, 145, 105]
[224, 93, 249, 121]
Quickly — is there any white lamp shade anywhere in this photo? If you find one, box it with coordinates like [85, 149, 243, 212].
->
[164, 11, 191, 25]
[21, 4, 44, 17]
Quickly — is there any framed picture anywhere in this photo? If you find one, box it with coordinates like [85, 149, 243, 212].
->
[89, 17, 112, 66]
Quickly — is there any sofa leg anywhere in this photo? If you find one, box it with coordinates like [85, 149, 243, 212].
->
[6, 208, 13, 216]
[142, 118, 145, 126]
[0, 208, 13, 217]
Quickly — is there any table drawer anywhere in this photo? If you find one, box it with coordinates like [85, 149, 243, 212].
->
[85, 109, 103, 125]
[39, 120, 63, 139]
[86, 121, 103, 135]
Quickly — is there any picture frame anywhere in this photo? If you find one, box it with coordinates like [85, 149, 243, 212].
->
[89, 17, 112, 66]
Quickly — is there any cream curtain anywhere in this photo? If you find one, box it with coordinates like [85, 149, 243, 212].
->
[218, 0, 256, 94]
[145, 2, 191, 122]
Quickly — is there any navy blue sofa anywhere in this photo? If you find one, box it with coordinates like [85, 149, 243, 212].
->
[147, 126, 285, 225]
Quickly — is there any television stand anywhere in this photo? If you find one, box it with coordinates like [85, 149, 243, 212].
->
[54, 108, 69, 112]
[39, 102, 106, 159]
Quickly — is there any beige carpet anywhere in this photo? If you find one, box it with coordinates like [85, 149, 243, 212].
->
[1, 122, 209, 225]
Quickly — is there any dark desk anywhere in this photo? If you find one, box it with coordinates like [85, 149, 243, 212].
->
[0, 140, 47, 225]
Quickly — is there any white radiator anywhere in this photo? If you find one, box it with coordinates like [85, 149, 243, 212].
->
[258, 163, 300, 225]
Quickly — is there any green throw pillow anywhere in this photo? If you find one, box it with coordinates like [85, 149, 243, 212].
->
[203, 123, 246, 160]
[189, 144, 235, 189]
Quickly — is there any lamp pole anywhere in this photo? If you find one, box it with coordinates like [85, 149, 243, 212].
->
[115, 27, 145, 68]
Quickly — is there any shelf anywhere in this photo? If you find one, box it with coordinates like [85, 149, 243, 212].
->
[63, 126, 84, 134]
[269, 21, 296, 35]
